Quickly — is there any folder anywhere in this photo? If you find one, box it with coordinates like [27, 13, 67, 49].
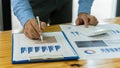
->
[12, 32, 79, 64]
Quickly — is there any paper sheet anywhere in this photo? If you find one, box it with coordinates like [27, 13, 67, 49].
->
[60, 24, 120, 59]
[13, 32, 77, 61]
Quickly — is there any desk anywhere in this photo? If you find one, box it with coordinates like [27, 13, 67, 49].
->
[104, 17, 120, 25]
[1, 25, 120, 68]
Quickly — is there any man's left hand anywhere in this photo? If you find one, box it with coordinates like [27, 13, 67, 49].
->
[75, 13, 98, 27]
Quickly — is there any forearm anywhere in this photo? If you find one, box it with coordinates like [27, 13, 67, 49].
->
[11, 0, 35, 26]
[78, 0, 94, 14]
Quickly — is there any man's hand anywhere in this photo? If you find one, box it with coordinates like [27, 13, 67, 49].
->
[75, 13, 98, 27]
[23, 18, 46, 39]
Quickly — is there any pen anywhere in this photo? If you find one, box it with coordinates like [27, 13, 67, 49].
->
[36, 16, 43, 42]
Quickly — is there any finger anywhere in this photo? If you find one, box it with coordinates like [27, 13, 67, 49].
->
[24, 20, 39, 39]
[82, 16, 89, 28]
[31, 19, 41, 34]
[89, 16, 98, 26]
[89, 16, 95, 25]
[29, 22, 40, 39]
[75, 18, 80, 26]
[24, 22, 33, 39]
[41, 22, 46, 30]
[95, 20, 99, 26]
[75, 18, 84, 25]
[93, 19, 99, 26]
[24, 27, 33, 39]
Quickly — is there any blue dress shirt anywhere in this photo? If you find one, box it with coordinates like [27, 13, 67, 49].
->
[11, 0, 94, 26]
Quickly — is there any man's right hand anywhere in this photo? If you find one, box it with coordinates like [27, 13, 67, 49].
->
[23, 18, 46, 40]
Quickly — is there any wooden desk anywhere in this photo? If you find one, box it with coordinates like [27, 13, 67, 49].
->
[104, 17, 120, 25]
[1, 25, 120, 68]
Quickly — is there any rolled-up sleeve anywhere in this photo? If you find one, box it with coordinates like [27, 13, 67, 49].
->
[11, 0, 35, 26]
[78, 0, 94, 14]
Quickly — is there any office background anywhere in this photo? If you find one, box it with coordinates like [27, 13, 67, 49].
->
[0, 0, 3, 31]
[0, 0, 11, 31]
[116, 0, 120, 16]
[0, 0, 120, 31]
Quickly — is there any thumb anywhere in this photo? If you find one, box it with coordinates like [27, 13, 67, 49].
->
[75, 18, 80, 26]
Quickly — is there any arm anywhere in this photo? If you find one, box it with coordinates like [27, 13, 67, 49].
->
[78, 0, 94, 14]
[11, 0, 34, 26]
[76, 0, 98, 27]
[11, 0, 46, 40]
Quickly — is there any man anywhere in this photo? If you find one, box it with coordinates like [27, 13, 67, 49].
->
[11, 0, 98, 39]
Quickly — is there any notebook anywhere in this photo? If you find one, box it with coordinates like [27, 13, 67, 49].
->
[12, 32, 79, 64]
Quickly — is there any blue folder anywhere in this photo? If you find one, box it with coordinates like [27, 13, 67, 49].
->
[12, 32, 79, 64]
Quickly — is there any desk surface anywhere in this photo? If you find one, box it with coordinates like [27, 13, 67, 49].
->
[1, 25, 120, 68]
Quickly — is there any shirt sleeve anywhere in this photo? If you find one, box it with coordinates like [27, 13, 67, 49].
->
[78, 0, 94, 14]
[11, 0, 35, 26]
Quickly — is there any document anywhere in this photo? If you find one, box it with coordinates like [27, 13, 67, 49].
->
[60, 24, 120, 59]
[12, 23, 120, 64]
[12, 32, 78, 64]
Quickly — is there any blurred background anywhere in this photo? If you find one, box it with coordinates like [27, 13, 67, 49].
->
[0, 0, 120, 31]
[0, 0, 11, 31]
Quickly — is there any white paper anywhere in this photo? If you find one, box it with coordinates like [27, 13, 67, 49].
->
[60, 24, 120, 59]
[13, 32, 78, 61]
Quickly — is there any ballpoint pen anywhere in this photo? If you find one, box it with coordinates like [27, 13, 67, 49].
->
[36, 16, 43, 42]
